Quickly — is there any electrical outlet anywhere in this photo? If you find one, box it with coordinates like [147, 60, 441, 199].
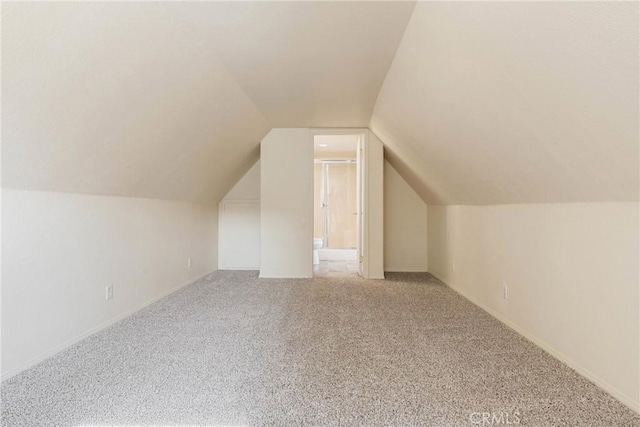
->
[187, 258, 192, 268]
[502, 283, 508, 300]
[106, 284, 113, 300]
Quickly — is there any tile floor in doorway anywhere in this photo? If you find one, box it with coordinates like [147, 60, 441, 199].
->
[313, 260, 359, 278]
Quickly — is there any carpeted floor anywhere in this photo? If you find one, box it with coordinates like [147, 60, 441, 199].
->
[2, 271, 638, 426]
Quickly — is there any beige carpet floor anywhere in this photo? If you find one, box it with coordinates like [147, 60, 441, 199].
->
[2, 270, 638, 426]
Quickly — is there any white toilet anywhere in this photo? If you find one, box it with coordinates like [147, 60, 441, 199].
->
[313, 238, 324, 265]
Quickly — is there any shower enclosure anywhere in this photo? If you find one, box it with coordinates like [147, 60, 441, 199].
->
[313, 160, 358, 249]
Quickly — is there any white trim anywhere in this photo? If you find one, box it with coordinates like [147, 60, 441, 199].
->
[431, 272, 640, 414]
[1, 269, 216, 382]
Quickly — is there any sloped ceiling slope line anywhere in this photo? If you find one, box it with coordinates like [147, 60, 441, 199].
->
[371, 1, 639, 205]
[2, 2, 416, 204]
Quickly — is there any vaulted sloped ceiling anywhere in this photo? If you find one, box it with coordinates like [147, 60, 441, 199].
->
[3, 2, 637, 206]
[1, 1, 415, 204]
[371, 1, 639, 205]
[2, 3, 271, 204]
[174, 2, 415, 128]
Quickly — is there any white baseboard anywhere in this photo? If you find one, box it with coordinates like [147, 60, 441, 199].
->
[430, 272, 640, 414]
[1, 269, 216, 382]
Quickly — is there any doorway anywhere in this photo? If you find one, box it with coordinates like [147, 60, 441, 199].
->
[313, 135, 359, 277]
[315, 160, 357, 249]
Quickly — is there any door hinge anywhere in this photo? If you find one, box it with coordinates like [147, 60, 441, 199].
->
[359, 255, 364, 263]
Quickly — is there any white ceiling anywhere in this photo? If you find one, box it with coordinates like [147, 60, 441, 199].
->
[3, 2, 638, 206]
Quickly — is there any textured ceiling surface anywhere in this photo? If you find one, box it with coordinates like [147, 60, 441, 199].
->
[3, 2, 637, 205]
[371, 1, 639, 205]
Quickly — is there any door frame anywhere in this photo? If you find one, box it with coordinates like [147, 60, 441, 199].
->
[310, 128, 382, 279]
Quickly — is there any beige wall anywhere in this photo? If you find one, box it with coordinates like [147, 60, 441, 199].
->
[218, 161, 261, 270]
[364, 131, 385, 279]
[384, 161, 428, 272]
[223, 161, 260, 200]
[2, 189, 218, 379]
[260, 129, 314, 278]
[427, 202, 640, 412]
